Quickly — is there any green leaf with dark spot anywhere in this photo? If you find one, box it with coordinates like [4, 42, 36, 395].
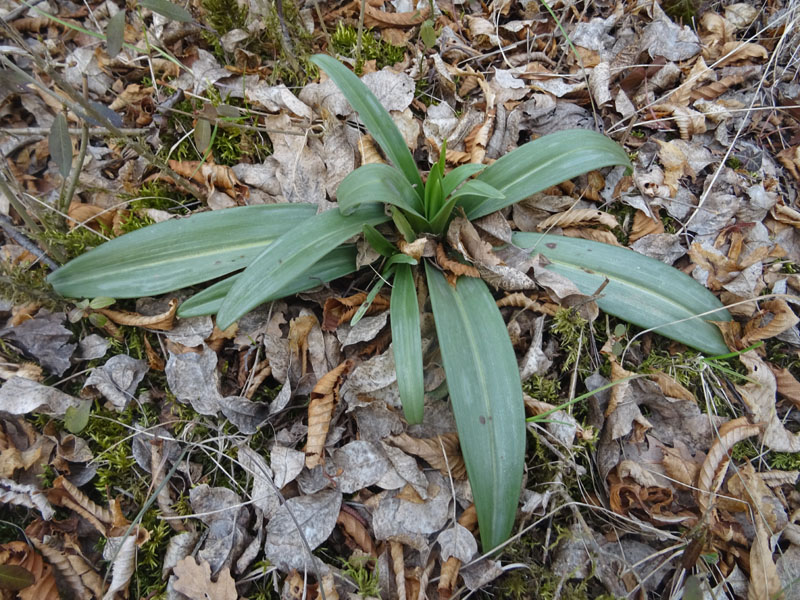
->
[106, 9, 126, 57]
[0, 565, 34, 591]
[48, 113, 72, 179]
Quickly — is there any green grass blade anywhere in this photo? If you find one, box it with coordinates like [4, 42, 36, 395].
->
[311, 54, 424, 198]
[466, 129, 631, 219]
[351, 272, 389, 326]
[391, 264, 424, 425]
[513, 233, 732, 355]
[441, 163, 485, 198]
[48, 204, 317, 299]
[217, 205, 390, 329]
[363, 224, 398, 258]
[177, 246, 358, 317]
[425, 264, 525, 550]
[337, 163, 425, 218]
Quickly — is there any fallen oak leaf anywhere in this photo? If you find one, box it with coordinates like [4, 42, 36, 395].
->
[322, 293, 390, 331]
[173, 556, 237, 600]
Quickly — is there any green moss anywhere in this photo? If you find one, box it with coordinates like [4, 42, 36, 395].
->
[341, 555, 380, 596]
[200, 0, 248, 61]
[523, 374, 561, 403]
[551, 308, 589, 373]
[330, 22, 406, 72]
[662, 0, 700, 24]
[0, 261, 65, 310]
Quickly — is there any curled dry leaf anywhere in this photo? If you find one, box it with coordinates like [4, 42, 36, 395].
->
[717, 42, 769, 67]
[288, 314, 318, 377]
[102, 534, 138, 600]
[47, 476, 113, 536]
[768, 364, 800, 408]
[536, 209, 619, 231]
[648, 370, 695, 403]
[305, 360, 354, 468]
[561, 227, 621, 246]
[322, 293, 390, 331]
[629, 210, 665, 243]
[748, 518, 782, 600]
[695, 417, 762, 515]
[67, 201, 118, 232]
[173, 556, 237, 600]
[364, 3, 430, 27]
[28, 538, 87, 600]
[386, 432, 467, 479]
[741, 299, 799, 346]
[496, 292, 556, 316]
[651, 104, 707, 140]
[390, 540, 406, 600]
[167, 159, 249, 200]
[435, 244, 480, 279]
[358, 134, 385, 165]
[438, 505, 478, 599]
[97, 298, 179, 331]
[336, 508, 377, 557]
[0, 479, 55, 520]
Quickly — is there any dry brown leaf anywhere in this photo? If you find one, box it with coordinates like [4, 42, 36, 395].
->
[390, 540, 406, 600]
[336, 508, 377, 557]
[28, 538, 88, 600]
[173, 556, 237, 600]
[768, 364, 800, 408]
[661, 446, 699, 489]
[288, 314, 318, 377]
[727, 461, 778, 528]
[364, 3, 430, 27]
[11, 17, 57, 33]
[648, 371, 695, 402]
[691, 74, 746, 101]
[436, 243, 480, 279]
[67, 202, 117, 231]
[537, 209, 618, 231]
[629, 209, 665, 243]
[97, 298, 178, 331]
[561, 227, 622, 246]
[167, 159, 248, 200]
[322, 293, 390, 331]
[771, 201, 800, 227]
[358, 134, 385, 165]
[748, 518, 782, 600]
[695, 418, 762, 515]
[63, 552, 104, 600]
[741, 299, 799, 346]
[583, 171, 605, 202]
[48, 476, 113, 535]
[305, 360, 354, 468]
[496, 292, 556, 315]
[386, 433, 467, 479]
[0, 541, 59, 600]
[651, 104, 707, 140]
[398, 237, 435, 261]
[717, 42, 769, 67]
[776, 147, 800, 182]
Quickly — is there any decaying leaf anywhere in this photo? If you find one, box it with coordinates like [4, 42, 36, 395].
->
[537, 209, 619, 231]
[167, 159, 249, 200]
[322, 293, 390, 331]
[96, 298, 178, 330]
[173, 556, 237, 600]
[305, 360, 354, 468]
[741, 299, 799, 346]
[386, 432, 467, 479]
[695, 417, 762, 515]
[336, 507, 377, 557]
[748, 518, 782, 600]
[47, 476, 114, 535]
[438, 505, 478, 599]
[0, 479, 54, 520]
[0, 541, 58, 600]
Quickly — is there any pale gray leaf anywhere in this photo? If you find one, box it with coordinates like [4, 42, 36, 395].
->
[165, 315, 213, 347]
[165, 347, 222, 415]
[326, 440, 389, 493]
[0, 377, 81, 417]
[84, 355, 148, 411]
[238, 446, 280, 518]
[0, 311, 75, 376]
[219, 396, 269, 434]
[270, 444, 304, 489]
[78, 334, 109, 360]
[437, 523, 477, 562]
[190, 484, 247, 574]
[264, 488, 342, 572]
[138, 0, 193, 22]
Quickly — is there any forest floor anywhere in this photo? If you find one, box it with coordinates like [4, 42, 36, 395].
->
[1, 0, 800, 598]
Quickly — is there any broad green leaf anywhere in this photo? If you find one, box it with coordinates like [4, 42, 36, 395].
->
[391, 207, 416, 243]
[513, 232, 732, 355]
[217, 205, 390, 329]
[385, 254, 417, 268]
[425, 264, 525, 550]
[89, 296, 115, 309]
[106, 9, 126, 58]
[49, 113, 72, 179]
[363, 224, 398, 258]
[65, 399, 91, 433]
[48, 203, 317, 298]
[138, 0, 193, 22]
[311, 55, 424, 197]
[391, 264, 424, 424]
[0, 565, 34, 591]
[466, 129, 631, 219]
[338, 164, 425, 221]
[177, 246, 358, 317]
[424, 161, 444, 221]
[428, 181, 503, 234]
[441, 163, 485, 198]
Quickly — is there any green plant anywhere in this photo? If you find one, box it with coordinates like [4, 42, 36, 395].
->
[46, 55, 731, 551]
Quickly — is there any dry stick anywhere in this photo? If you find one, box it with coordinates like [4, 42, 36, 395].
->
[0, 127, 151, 136]
[58, 74, 90, 216]
[0, 214, 59, 270]
[355, 0, 367, 65]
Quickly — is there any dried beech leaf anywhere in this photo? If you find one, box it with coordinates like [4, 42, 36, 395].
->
[748, 518, 782, 600]
[741, 299, 799, 346]
[167, 159, 248, 200]
[695, 417, 762, 514]
[173, 556, 237, 600]
[768, 364, 800, 408]
[305, 360, 354, 468]
[97, 298, 178, 331]
[364, 3, 430, 27]
[102, 534, 138, 600]
[537, 209, 619, 231]
[323, 293, 390, 331]
[28, 539, 87, 600]
[438, 505, 477, 598]
[336, 509, 377, 557]
[435, 244, 480, 279]
[648, 371, 695, 402]
[48, 476, 113, 535]
[629, 210, 665, 243]
[0, 479, 54, 519]
[387, 432, 467, 479]
[0, 542, 59, 600]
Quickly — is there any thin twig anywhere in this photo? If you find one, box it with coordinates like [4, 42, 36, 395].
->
[0, 127, 151, 136]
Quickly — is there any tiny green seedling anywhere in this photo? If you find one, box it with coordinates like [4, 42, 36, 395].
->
[47, 55, 731, 551]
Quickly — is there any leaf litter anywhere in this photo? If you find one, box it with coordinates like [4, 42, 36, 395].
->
[1, 0, 800, 597]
